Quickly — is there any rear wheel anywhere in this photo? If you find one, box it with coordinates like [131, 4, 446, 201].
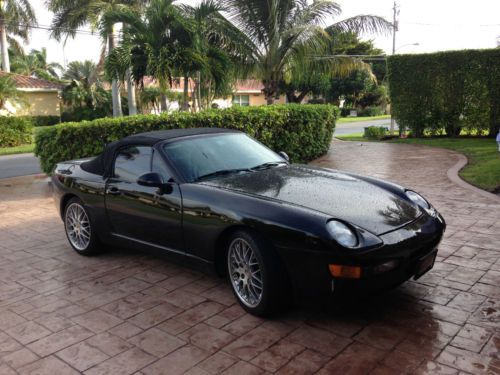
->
[64, 197, 101, 255]
[226, 230, 289, 316]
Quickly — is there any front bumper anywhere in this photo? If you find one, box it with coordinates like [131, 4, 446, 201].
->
[278, 212, 445, 300]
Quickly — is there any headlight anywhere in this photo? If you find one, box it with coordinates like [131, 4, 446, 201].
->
[326, 220, 358, 248]
[406, 190, 429, 209]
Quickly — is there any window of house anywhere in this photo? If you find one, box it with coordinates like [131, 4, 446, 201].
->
[232, 95, 250, 107]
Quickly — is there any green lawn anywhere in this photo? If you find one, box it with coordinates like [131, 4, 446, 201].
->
[337, 134, 500, 193]
[0, 126, 50, 156]
[0, 144, 35, 156]
[337, 115, 390, 124]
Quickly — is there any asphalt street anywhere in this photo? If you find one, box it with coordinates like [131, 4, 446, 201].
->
[333, 118, 394, 135]
[0, 153, 42, 179]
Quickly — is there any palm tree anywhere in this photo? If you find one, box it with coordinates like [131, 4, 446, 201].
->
[62, 60, 114, 119]
[62, 60, 101, 107]
[181, 0, 247, 111]
[103, 0, 196, 111]
[48, 0, 142, 117]
[0, 74, 23, 109]
[0, 0, 37, 72]
[222, 0, 391, 104]
[11, 48, 63, 79]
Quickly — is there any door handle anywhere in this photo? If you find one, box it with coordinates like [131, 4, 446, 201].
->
[107, 187, 121, 195]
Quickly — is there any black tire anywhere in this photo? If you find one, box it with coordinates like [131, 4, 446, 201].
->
[63, 197, 102, 256]
[226, 230, 289, 316]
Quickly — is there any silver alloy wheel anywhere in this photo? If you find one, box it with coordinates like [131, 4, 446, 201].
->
[65, 203, 91, 251]
[228, 238, 263, 308]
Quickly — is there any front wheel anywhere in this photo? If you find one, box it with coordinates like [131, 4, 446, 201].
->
[64, 197, 101, 256]
[226, 230, 289, 316]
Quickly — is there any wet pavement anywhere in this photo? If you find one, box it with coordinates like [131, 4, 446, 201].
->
[0, 140, 498, 374]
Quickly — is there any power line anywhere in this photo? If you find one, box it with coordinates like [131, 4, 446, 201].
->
[6, 22, 108, 37]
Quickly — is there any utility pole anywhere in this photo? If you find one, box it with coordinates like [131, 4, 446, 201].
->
[392, 1, 398, 55]
[390, 1, 399, 134]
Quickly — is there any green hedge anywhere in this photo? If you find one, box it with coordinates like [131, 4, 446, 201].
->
[388, 49, 500, 137]
[0, 117, 33, 147]
[35, 104, 338, 174]
[363, 126, 388, 139]
[19, 115, 61, 127]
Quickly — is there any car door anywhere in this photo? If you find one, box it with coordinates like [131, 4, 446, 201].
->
[105, 145, 184, 252]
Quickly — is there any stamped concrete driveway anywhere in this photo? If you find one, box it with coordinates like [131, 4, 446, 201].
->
[0, 140, 499, 375]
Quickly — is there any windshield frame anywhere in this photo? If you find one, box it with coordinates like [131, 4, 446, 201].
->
[158, 132, 287, 183]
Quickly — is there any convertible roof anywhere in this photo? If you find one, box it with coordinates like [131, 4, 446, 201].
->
[81, 127, 240, 176]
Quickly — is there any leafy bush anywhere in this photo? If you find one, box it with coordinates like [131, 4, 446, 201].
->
[363, 126, 387, 139]
[19, 115, 60, 127]
[357, 106, 383, 117]
[340, 107, 354, 117]
[0, 117, 33, 147]
[388, 49, 500, 137]
[35, 104, 338, 174]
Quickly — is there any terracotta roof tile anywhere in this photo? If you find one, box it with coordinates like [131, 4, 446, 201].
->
[0, 71, 64, 90]
[139, 77, 263, 93]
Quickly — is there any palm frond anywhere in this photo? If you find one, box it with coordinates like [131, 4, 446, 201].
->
[327, 15, 393, 36]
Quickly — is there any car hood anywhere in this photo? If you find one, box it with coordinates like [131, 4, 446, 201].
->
[201, 165, 420, 235]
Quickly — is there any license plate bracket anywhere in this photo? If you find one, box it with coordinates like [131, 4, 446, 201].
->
[414, 249, 437, 280]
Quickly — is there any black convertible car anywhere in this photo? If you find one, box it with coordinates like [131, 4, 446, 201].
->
[52, 128, 445, 315]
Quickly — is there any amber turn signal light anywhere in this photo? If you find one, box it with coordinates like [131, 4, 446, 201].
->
[329, 264, 362, 279]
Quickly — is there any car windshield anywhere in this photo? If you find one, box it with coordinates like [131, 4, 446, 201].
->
[162, 133, 285, 182]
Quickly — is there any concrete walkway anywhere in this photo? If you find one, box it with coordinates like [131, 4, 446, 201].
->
[0, 141, 498, 374]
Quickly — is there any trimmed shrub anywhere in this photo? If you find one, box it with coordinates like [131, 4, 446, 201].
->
[0, 117, 33, 147]
[35, 104, 338, 174]
[363, 126, 388, 139]
[19, 115, 61, 127]
[357, 106, 383, 117]
[388, 49, 500, 137]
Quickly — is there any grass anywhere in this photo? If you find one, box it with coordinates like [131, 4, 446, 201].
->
[0, 144, 35, 156]
[337, 115, 390, 124]
[336, 133, 500, 193]
[0, 126, 50, 157]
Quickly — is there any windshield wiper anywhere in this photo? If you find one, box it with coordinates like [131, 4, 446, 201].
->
[250, 161, 288, 171]
[195, 168, 251, 182]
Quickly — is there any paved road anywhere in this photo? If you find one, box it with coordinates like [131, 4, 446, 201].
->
[0, 153, 41, 179]
[334, 118, 395, 135]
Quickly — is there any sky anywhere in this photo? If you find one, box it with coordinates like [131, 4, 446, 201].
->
[24, 0, 500, 69]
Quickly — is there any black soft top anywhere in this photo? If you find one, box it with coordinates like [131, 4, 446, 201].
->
[81, 127, 240, 176]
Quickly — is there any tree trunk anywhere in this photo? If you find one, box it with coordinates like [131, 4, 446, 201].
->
[160, 94, 168, 112]
[126, 68, 137, 115]
[0, 17, 10, 72]
[286, 90, 308, 103]
[182, 75, 189, 111]
[263, 80, 278, 105]
[196, 71, 202, 111]
[108, 30, 122, 118]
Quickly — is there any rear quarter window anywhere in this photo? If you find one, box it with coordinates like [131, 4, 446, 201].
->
[114, 146, 152, 183]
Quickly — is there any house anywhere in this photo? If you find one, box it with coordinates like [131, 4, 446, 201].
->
[141, 77, 287, 110]
[0, 72, 63, 117]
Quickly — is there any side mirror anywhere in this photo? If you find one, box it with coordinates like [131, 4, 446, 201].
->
[137, 172, 164, 188]
[278, 151, 289, 162]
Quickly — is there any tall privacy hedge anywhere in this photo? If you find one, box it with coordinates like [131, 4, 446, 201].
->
[388, 49, 500, 137]
[35, 104, 338, 174]
[0, 117, 33, 147]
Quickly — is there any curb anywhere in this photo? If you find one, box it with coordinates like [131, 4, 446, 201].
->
[447, 153, 500, 203]
[0, 173, 47, 182]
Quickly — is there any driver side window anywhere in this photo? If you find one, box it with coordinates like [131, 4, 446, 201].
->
[114, 146, 152, 183]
